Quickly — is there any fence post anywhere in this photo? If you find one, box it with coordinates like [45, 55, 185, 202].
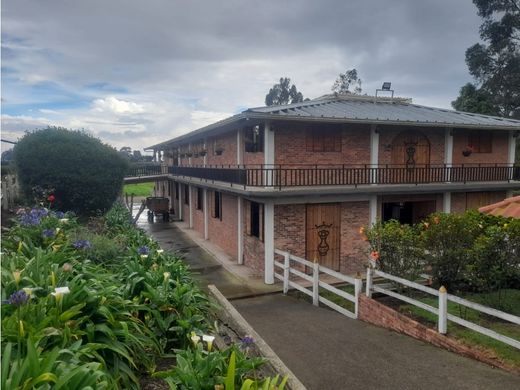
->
[354, 273, 363, 318]
[365, 267, 373, 298]
[312, 259, 319, 306]
[283, 251, 290, 294]
[438, 286, 448, 334]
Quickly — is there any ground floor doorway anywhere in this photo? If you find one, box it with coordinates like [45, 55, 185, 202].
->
[306, 203, 341, 270]
[382, 200, 436, 225]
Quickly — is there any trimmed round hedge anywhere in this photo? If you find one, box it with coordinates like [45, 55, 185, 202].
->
[14, 127, 129, 216]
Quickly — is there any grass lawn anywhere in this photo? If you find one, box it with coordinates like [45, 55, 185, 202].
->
[398, 289, 520, 367]
[123, 182, 154, 197]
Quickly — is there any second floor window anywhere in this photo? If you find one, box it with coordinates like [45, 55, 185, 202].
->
[245, 125, 264, 153]
[306, 125, 342, 152]
[249, 201, 263, 240]
[468, 131, 492, 153]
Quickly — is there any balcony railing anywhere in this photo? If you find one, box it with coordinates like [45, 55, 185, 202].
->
[127, 164, 520, 188]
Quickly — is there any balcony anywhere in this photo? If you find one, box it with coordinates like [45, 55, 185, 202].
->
[126, 163, 520, 189]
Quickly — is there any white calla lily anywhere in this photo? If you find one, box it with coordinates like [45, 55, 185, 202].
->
[202, 334, 215, 351]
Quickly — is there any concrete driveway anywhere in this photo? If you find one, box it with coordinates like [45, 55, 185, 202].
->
[232, 294, 520, 390]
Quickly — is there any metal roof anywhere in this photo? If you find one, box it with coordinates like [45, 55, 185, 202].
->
[148, 95, 520, 149]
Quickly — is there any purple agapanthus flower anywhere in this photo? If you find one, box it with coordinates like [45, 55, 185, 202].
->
[137, 246, 150, 255]
[7, 290, 29, 307]
[42, 229, 55, 238]
[30, 208, 49, 219]
[73, 240, 92, 250]
[240, 335, 254, 349]
[53, 211, 65, 219]
[20, 213, 41, 226]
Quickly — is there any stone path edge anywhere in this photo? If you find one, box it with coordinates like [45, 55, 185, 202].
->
[208, 285, 307, 390]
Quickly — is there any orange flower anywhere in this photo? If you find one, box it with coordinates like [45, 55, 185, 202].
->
[433, 216, 440, 225]
[370, 250, 380, 261]
[359, 226, 366, 235]
[423, 222, 430, 229]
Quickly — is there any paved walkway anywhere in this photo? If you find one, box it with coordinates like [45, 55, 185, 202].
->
[136, 206, 519, 389]
[233, 294, 520, 390]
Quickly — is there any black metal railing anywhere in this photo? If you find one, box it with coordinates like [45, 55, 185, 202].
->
[127, 163, 520, 188]
[126, 164, 166, 177]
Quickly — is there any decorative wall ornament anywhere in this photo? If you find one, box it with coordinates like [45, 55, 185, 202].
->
[315, 221, 333, 257]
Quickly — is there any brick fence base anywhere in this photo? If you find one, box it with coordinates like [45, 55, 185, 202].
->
[358, 295, 519, 374]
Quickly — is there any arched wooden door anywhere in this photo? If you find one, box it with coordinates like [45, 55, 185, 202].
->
[391, 130, 430, 166]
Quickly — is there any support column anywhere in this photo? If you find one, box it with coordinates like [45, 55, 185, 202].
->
[444, 128, 454, 182]
[203, 188, 209, 239]
[443, 192, 451, 213]
[237, 129, 243, 165]
[264, 122, 274, 187]
[264, 201, 274, 284]
[237, 197, 244, 264]
[508, 131, 516, 166]
[178, 183, 183, 220]
[370, 125, 379, 184]
[369, 195, 378, 226]
[188, 185, 193, 228]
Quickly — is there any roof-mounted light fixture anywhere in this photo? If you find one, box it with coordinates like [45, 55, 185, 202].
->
[376, 82, 394, 99]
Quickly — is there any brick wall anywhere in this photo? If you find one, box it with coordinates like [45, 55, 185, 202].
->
[243, 200, 265, 274]
[274, 204, 306, 258]
[452, 130, 509, 165]
[340, 202, 370, 274]
[274, 122, 371, 166]
[206, 131, 238, 166]
[207, 192, 238, 259]
[358, 295, 518, 374]
[378, 126, 445, 165]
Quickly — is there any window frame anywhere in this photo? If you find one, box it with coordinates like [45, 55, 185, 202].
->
[468, 130, 493, 153]
[184, 185, 189, 205]
[306, 125, 342, 153]
[212, 191, 222, 220]
[196, 188, 203, 211]
[245, 125, 265, 153]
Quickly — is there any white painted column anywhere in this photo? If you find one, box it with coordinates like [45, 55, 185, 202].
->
[264, 201, 275, 284]
[188, 185, 193, 228]
[444, 128, 454, 182]
[508, 131, 516, 166]
[264, 122, 275, 187]
[237, 129, 243, 165]
[237, 197, 244, 264]
[370, 124, 379, 166]
[203, 188, 209, 239]
[178, 184, 183, 220]
[443, 192, 451, 213]
[203, 139, 207, 167]
[369, 195, 378, 226]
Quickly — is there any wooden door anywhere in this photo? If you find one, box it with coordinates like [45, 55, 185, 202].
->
[306, 204, 341, 271]
[391, 130, 430, 166]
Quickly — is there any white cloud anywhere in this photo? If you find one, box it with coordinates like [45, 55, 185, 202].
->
[92, 96, 145, 114]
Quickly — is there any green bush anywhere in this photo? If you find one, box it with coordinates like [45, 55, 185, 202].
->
[365, 221, 424, 282]
[13, 127, 128, 216]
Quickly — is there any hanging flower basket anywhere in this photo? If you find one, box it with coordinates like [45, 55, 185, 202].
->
[462, 146, 474, 157]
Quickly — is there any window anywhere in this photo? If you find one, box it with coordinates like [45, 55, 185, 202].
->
[468, 131, 492, 153]
[212, 191, 222, 220]
[249, 201, 263, 240]
[184, 185, 189, 205]
[245, 125, 264, 153]
[196, 188, 203, 211]
[306, 125, 342, 152]
[175, 183, 179, 200]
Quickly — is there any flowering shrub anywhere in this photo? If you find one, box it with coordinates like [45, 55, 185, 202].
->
[365, 210, 520, 294]
[1, 202, 210, 388]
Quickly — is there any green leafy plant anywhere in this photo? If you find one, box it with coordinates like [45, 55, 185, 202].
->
[13, 127, 128, 216]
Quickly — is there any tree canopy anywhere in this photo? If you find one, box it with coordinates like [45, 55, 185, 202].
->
[331, 69, 362, 94]
[452, 0, 520, 118]
[13, 127, 128, 216]
[265, 77, 305, 106]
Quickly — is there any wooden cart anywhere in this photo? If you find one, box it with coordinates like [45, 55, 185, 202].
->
[146, 197, 170, 222]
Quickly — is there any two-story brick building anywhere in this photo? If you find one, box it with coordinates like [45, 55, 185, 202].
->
[143, 94, 520, 284]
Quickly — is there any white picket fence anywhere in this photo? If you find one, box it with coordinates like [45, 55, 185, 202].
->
[273, 249, 363, 319]
[366, 268, 520, 350]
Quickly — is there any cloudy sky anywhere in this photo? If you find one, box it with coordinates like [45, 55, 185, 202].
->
[1, 0, 483, 153]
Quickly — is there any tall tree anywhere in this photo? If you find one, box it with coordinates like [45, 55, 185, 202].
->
[265, 77, 304, 106]
[453, 0, 520, 118]
[451, 83, 499, 115]
[331, 69, 362, 94]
